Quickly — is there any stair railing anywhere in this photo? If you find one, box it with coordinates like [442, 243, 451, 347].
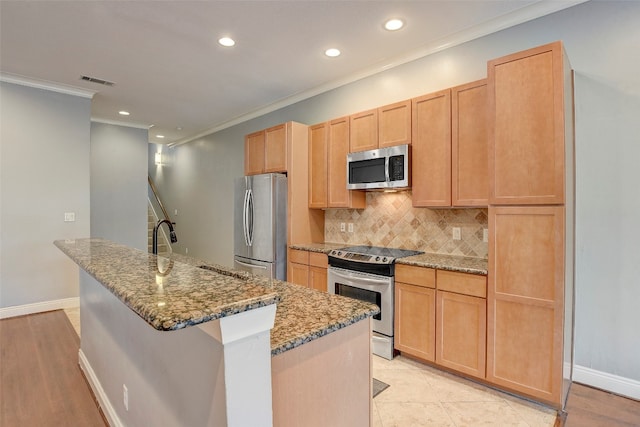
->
[148, 175, 176, 254]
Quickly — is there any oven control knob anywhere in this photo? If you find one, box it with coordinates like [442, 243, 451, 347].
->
[337, 251, 342, 256]
[382, 257, 388, 263]
[375, 256, 380, 261]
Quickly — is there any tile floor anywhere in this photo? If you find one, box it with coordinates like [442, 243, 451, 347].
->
[372, 355, 558, 426]
[63, 308, 557, 426]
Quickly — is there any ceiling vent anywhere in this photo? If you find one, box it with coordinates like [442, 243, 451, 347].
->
[80, 75, 115, 86]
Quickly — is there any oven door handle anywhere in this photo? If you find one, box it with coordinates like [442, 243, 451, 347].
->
[329, 268, 390, 286]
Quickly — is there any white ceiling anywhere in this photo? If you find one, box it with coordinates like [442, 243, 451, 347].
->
[0, 1, 584, 145]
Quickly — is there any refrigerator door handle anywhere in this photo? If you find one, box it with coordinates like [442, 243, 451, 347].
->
[234, 259, 267, 270]
[242, 189, 250, 247]
[247, 188, 254, 246]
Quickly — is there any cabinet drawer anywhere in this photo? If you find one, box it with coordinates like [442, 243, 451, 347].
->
[395, 264, 435, 288]
[437, 270, 487, 298]
[289, 249, 309, 265]
[309, 252, 328, 268]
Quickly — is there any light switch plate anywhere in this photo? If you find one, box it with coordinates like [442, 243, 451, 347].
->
[483, 228, 489, 242]
[340, 223, 346, 232]
[64, 212, 75, 222]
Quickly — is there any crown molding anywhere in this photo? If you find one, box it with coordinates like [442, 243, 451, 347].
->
[91, 117, 150, 130]
[0, 72, 96, 99]
[169, 0, 588, 147]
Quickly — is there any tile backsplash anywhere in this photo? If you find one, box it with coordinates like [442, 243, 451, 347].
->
[324, 191, 488, 259]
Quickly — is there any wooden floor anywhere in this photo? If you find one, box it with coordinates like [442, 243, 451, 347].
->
[1, 310, 639, 426]
[0, 310, 106, 427]
[563, 382, 640, 427]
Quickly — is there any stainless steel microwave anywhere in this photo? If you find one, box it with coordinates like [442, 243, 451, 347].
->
[347, 144, 410, 190]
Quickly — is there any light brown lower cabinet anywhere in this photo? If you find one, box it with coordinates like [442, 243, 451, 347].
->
[436, 291, 486, 379]
[394, 264, 437, 361]
[394, 265, 488, 380]
[395, 282, 436, 362]
[287, 249, 328, 292]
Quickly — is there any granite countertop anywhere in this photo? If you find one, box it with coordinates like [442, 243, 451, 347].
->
[290, 242, 488, 276]
[288, 242, 345, 254]
[55, 238, 379, 356]
[397, 253, 487, 276]
[54, 238, 279, 331]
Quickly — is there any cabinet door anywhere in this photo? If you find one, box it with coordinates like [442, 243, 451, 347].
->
[487, 206, 564, 404]
[245, 130, 265, 175]
[287, 261, 309, 287]
[411, 89, 452, 207]
[328, 117, 365, 209]
[436, 291, 486, 379]
[264, 123, 288, 173]
[308, 123, 328, 209]
[394, 282, 436, 361]
[452, 80, 488, 207]
[488, 41, 567, 205]
[378, 100, 411, 148]
[349, 109, 378, 152]
[309, 266, 328, 293]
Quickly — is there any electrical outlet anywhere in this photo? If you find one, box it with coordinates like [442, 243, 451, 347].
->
[185, 248, 189, 254]
[340, 222, 346, 232]
[123, 384, 129, 411]
[483, 228, 489, 243]
[348, 223, 354, 233]
[452, 227, 461, 240]
[64, 212, 75, 222]
[174, 209, 178, 215]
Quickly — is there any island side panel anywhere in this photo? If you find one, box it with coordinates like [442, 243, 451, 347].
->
[271, 318, 372, 427]
[79, 271, 228, 427]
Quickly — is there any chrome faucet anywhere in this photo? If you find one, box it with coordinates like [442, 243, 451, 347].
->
[153, 219, 177, 255]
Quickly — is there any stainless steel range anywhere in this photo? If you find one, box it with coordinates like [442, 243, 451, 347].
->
[327, 245, 422, 359]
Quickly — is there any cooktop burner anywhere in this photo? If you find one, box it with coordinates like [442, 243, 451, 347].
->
[329, 245, 423, 265]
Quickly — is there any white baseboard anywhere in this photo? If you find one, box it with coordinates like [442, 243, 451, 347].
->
[573, 364, 640, 400]
[79, 349, 124, 427]
[0, 297, 79, 319]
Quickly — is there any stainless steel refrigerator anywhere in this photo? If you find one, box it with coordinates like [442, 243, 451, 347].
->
[234, 173, 287, 280]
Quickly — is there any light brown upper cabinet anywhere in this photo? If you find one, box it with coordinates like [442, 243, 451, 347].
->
[378, 100, 412, 148]
[452, 79, 489, 206]
[308, 117, 365, 209]
[264, 124, 288, 173]
[244, 130, 265, 176]
[411, 89, 452, 207]
[349, 109, 378, 152]
[349, 100, 411, 153]
[488, 41, 570, 204]
[244, 124, 288, 175]
[308, 123, 328, 209]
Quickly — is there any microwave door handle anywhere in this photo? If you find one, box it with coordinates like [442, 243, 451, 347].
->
[330, 268, 389, 286]
[385, 157, 390, 183]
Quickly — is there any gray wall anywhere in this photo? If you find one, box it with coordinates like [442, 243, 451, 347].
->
[0, 82, 91, 308]
[91, 122, 148, 251]
[149, 1, 640, 388]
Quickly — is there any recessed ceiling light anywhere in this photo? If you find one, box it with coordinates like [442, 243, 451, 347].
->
[218, 37, 235, 47]
[325, 48, 341, 58]
[118, 111, 130, 116]
[156, 135, 165, 139]
[176, 127, 183, 131]
[384, 18, 404, 31]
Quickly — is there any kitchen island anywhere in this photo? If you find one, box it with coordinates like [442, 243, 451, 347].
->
[55, 238, 378, 427]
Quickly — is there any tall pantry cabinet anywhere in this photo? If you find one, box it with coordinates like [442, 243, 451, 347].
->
[487, 41, 575, 408]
